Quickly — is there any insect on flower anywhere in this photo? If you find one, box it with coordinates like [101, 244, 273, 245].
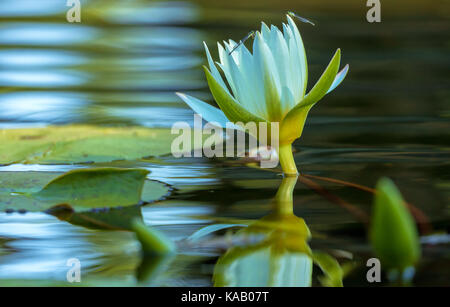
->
[229, 31, 256, 55]
[176, 14, 349, 176]
[287, 11, 315, 26]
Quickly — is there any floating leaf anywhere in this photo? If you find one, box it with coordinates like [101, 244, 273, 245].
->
[369, 177, 421, 273]
[0, 168, 170, 212]
[0, 125, 195, 165]
[36, 168, 148, 207]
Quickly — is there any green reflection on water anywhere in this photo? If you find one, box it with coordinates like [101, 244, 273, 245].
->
[213, 177, 348, 287]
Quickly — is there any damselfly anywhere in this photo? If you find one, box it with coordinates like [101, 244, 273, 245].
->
[287, 11, 315, 26]
[228, 31, 256, 55]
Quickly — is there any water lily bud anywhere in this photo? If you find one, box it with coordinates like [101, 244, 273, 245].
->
[369, 178, 421, 274]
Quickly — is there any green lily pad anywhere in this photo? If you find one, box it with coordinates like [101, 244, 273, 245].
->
[0, 125, 182, 165]
[0, 168, 171, 212]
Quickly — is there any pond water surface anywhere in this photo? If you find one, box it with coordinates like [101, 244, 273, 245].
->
[0, 0, 449, 286]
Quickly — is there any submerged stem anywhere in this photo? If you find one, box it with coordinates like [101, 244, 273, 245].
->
[274, 176, 297, 215]
[278, 143, 298, 176]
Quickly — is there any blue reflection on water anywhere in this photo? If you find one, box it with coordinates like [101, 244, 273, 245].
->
[0, 212, 100, 280]
[107, 106, 194, 127]
[0, 0, 65, 17]
[0, 70, 88, 87]
[117, 27, 202, 50]
[0, 23, 99, 46]
[0, 49, 86, 67]
[0, 91, 87, 122]
[105, 1, 199, 25]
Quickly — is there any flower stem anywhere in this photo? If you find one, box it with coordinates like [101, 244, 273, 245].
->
[278, 143, 298, 176]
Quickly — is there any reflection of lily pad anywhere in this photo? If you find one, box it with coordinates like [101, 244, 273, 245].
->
[49, 205, 144, 231]
[0, 168, 171, 212]
[132, 220, 176, 256]
[0, 125, 182, 165]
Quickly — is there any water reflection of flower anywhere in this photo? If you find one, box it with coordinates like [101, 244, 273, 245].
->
[213, 177, 347, 287]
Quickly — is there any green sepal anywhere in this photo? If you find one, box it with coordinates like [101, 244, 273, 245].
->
[280, 49, 341, 144]
[203, 66, 269, 127]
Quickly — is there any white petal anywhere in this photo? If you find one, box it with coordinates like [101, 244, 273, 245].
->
[282, 22, 293, 46]
[327, 64, 349, 94]
[225, 39, 241, 64]
[282, 23, 301, 101]
[253, 32, 282, 121]
[261, 22, 271, 41]
[227, 50, 255, 110]
[217, 43, 238, 98]
[271, 26, 291, 97]
[287, 15, 308, 97]
[288, 37, 302, 102]
[204, 42, 229, 94]
[238, 44, 267, 118]
[176, 92, 229, 128]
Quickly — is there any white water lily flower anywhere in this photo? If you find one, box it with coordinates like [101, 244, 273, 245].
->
[176, 15, 349, 175]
